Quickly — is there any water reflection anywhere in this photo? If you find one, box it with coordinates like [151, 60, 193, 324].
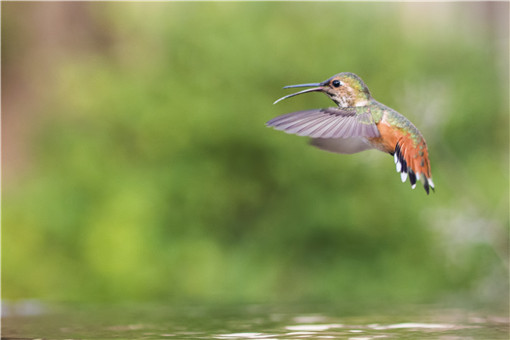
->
[2, 302, 508, 339]
[216, 320, 485, 339]
[285, 324, 343, 331]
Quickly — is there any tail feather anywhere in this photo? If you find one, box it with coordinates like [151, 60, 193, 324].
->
[393, 140, 434, 195]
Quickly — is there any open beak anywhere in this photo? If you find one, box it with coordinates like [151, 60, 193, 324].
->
[273, 82, 325, 104]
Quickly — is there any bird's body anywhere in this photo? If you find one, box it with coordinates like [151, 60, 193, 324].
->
[267, 72, 435, 194]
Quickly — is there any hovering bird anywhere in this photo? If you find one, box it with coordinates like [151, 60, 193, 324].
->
[267, 72, 435, 194]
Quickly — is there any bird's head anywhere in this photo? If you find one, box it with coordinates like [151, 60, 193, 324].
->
[274, 72, 371, 108]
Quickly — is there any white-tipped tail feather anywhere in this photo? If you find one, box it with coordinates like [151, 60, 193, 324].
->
[400, 172, 408, 183]
[394, 142, 434, 194]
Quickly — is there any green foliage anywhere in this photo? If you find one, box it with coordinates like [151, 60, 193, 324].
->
[3, 2, 508, 306]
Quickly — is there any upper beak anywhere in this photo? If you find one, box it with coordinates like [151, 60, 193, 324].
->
[273, 82, 325, 104]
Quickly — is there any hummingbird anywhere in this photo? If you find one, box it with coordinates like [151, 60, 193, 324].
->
[267, 72, 435, 194]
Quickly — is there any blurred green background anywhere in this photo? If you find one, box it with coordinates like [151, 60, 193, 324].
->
[2, 2, 508, 308]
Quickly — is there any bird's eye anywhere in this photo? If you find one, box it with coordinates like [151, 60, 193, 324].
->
[332, 80, 341, 88]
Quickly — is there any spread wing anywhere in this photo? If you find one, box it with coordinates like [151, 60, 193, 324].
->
[266, 108, 380, 139]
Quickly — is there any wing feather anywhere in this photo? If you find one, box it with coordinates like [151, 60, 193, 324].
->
[267, 108, 380, 140]
[293, 116, 332, 136]
[312, 117, 344, 138]
[279, 114, 326, 132]
[266, 110, 320, 126]
[328, 117, 350, 138]
[345, 117, 358, 138]
[271, 113, 322, 130]
[307, 116, 341, 138]
[267, 108, 379, 139]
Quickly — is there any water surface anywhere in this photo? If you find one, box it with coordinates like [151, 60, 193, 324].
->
[2, 302, 508, 339]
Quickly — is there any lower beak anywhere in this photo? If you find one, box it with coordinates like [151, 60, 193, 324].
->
[273, 82, 325, 104]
